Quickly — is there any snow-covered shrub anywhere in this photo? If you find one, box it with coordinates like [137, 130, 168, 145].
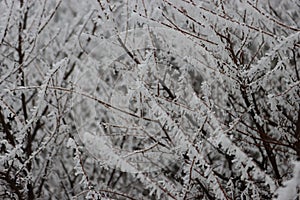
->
[0, 0, 299, 199]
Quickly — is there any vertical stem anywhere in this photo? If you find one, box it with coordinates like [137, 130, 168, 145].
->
[18, 1, 34, 199]
[18, 0, 27, 121]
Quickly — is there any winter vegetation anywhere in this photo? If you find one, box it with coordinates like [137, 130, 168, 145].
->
[0, 0, 299, 199]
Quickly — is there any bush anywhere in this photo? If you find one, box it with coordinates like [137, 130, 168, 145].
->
[0, 0, 299, 199]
